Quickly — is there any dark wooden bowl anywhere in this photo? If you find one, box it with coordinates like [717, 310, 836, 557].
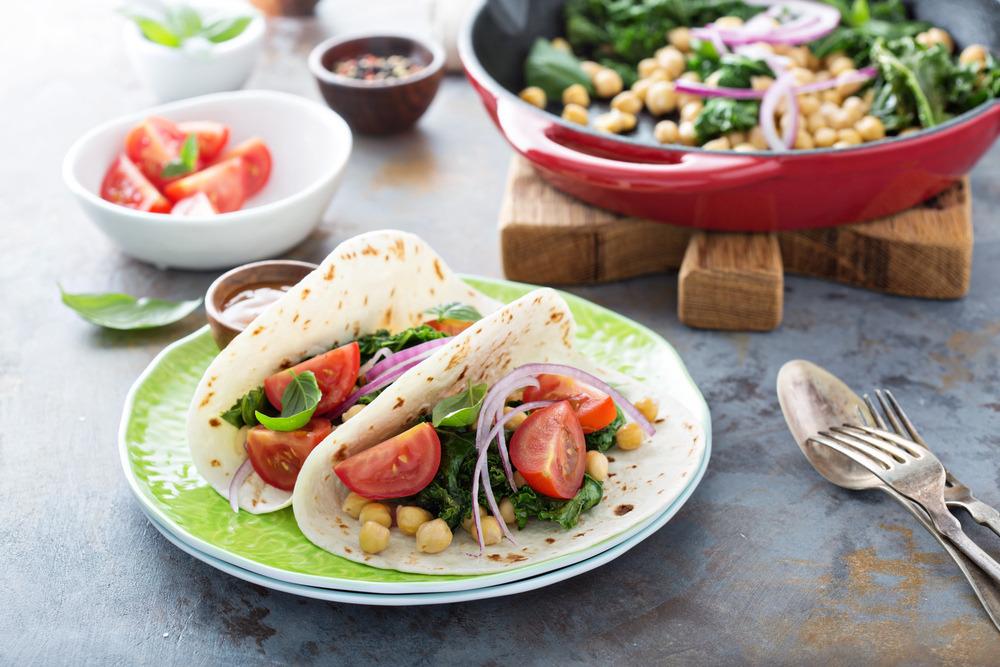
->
[308, 33, 445, 135]
[205, 259, 318, 350]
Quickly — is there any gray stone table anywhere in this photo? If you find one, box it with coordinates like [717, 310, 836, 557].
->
[3, 1, 1000, 664]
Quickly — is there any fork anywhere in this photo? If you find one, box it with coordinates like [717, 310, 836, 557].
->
[810, 425, 1000, 584]
[864, 389, 1000, 538]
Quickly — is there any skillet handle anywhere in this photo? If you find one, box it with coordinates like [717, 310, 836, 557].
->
[496, 98, 780, 192]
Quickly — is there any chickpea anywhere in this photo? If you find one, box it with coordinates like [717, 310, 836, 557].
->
[631, 77, 653, 101]
[586, 450, 609, 481]
[748, 126, 768, 149]
[702, 137, 731, 151]
[828, 55, 854, 76]
[593, 112, 623, 134]
[805, 50, 821, 71]
[794, 129, 815, 150]
[733, 143, 757, 152]
[634, 397, 659, 422]
[359, 502, 392, 528]
[680, 100, 703, 122]
[788, 47, 811, 69]
[416, 518, 453, 554]
[341, 492, 370, 520]
[580, 60, 602, 78]
[789, 67, 814, 87]
[813, 126, 837, 148]
[678, 121, 698, 146]
[772, 43, 792, 56]
[638, 58, 661, 79]
[917, 27, 953, 53]
[751, 75, 774, 91]
[829, 109, 855, 130]
[655, 46, 686, 79]
[647, 68, 670, 82]
[798, 94, 820, 116]
[502, 404, 530, 429]
[613, 110, 638, 132]
[469, 515, 503, 546]
[519, 86, 546, 108]
[616, 422, 644, 450]
[562, 83, 590, 107]
[806, 111, 826, 133]
[668, 27, 692, 53]
[727, 131, 746, 146]
[551, 37, 572, 53]
[779, 112, 801, 133]
[593, 68, 624, 98]
[499, 497, 516, 525]
[855, 115, 885, 142]
[959, 44, 988, 67]
[359, 521, 390, 555]
[645, 81, 678, 116]
[611, 90, 643, 114]
[836, 70, 863, 98]
[514, 471, 527, 488]
[714, 15, 744, 29]
[654, 120, 680, 144]
[814, 70, 833, 82]
[341, 403, 365, 422]
[837, 128, 863, 145]
[396, 505, 433, 536]
[832, 141, 852, 149]
[461, 505, 486, 533]
[821, 89, 842, 104]
[705, 70, 725, 88]
[562, 103, 589, 126]
[842, 96, 866, 121]
[680, 71, 701, 83]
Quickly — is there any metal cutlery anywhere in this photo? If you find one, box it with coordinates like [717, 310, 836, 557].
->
[810, 425, 1000, 584]
[863, 389, 1000, 537]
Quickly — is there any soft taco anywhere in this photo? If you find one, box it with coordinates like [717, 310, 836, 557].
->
[292, 288, 706, 574]
[187, 231, 500, 514]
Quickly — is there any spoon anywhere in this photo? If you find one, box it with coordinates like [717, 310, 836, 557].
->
[777, 359, 1000, 631]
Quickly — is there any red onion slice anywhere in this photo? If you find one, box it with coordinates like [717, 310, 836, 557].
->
[366, 337, 452, 381]
[470, 442, 518, 554]
[476, 378, 542, 488]
[674, 80, 764, 99]
[782, 82, 799, 149]
[691, 28, 729, 55]
[330, 355, 426, 419]
[794, 66, 877, 94]
[228, 458, 254, 513]
[701, 0, 840, 46]
[358, 347, 391, 379]
[760, 72, 794, 151]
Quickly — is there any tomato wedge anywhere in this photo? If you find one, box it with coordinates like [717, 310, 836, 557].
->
[426, 319, 474, 336]
[264, 342, 360, 416]
[522, 374, 617, 434]
[220, 137, 271, 197]
[124, 116, 187, 186]
[509, 401, 586, 500]
[334, 422, 441, 499]
[100, 154, 171, 213]
[176, 121, 230, 161]
[162, 157, 246, 212]
[246, 417, 333, 491]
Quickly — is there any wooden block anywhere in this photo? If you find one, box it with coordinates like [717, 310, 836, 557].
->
[499, 158, 691, 284]
[678, 233, 784, 331]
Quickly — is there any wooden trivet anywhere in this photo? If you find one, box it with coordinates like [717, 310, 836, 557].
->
[499, 156, 972, 331]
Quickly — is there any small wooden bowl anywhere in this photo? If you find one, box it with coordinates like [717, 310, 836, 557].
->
[308, 33, 445, 135]
[205, 259, 317, 349]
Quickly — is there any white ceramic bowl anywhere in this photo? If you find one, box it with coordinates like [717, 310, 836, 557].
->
[63, 90, 352, 270]
[124, 9, 265, 102]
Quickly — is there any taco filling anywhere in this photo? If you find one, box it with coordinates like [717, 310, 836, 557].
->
[220, 303, 483, 510]
[332, 364, 659, 556]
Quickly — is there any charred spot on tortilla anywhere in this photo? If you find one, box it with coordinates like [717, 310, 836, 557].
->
[324, 264, 335, 281]
[608, 472, 616, 478]
[303, 320, 311, 330]
[210, 459, 221, 467]
[361, 245, 378, 256]
[606, 456, 615, 462]
[199, 392, 214, 407]
[334, 449, 347, 462]
[209, 418, 221, 428]
[252, 498, 259, 507]
[487, 554, 501, 561]
[363, 295, 369, 306]
[207, 375, 217, 387]
[545, 537, 555, 544]
[433, 259, 444, 280]
[505, 553, 527, 563]
[381, 307, 393, 327]
[426, 376, 434, 382]
[548, 310, 564, 323]
[456, 366, 468, 382]
[251, 326, 264, 336]
[301, 288, 311, 300]
[614, 504, 634, 516]
[292, 313, 300, 323]
[344, 547, 353, 554]
[394, 397, 405, 409]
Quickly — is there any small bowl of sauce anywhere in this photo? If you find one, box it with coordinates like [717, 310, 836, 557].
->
[205, 259, 318, 349]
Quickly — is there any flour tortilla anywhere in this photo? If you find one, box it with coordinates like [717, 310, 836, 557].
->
[292, 288, 706, 574]
[187, 230, 500, 514]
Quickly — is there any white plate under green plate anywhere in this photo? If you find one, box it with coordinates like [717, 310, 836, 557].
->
[119, 276, 711, 594]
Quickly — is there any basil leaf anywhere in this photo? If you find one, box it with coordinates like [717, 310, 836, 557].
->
[60, 286, 200, 330]
[126, 14, 181, 47]
[255, 371, 321, 432]
[221, 387, 267, 429]
[202, 16, 252, 43]
[165, 4, 202, 39]
[432, 383, 488, 428]
[424, 302, 483, 323]
[161, 133, 199, 179]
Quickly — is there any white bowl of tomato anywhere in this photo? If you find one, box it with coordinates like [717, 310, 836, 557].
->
[63, 90, 352, 270]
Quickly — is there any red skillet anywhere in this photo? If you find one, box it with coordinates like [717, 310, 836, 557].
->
[459, 0, 1000, 232]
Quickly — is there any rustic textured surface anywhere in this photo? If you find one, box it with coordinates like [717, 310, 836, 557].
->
[3, 1, 1000, 664]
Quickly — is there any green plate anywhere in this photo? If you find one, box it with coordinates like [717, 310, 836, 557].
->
[119, 277, 711, 593]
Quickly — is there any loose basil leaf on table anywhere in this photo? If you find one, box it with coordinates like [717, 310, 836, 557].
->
[432, 383, 488, 428]
[524, 38, 593, 101]
[202, 16, 253, 43]
[424, 302, 483, 322]
[161, 134, 200, 179]
[255, 371, 321, 432]
[59, 287, 201, 330]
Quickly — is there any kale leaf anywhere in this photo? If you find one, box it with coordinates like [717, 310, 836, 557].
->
[509, 475, 604, 530]
[524, 38, 593, 101]
[811, 0, 928, 63]
[585, 407, 624, 452]
[694, 98, 760, 143]
[355, 325, 448, 364]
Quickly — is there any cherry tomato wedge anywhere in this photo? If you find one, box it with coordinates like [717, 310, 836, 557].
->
[426, 319, 474, 336]
[264, 342, 360, 416]
[124, 116, 187, 186]
[100, 154, 171, 213]
[509, 401, 586, 500]
[162, 157, 246, 212]
[176, 121, 230, 161]
[220, 137, 271, 197]
[522, 374, 617, 434]
[246, 417, 333, 491]
[334, 422, 441, 499]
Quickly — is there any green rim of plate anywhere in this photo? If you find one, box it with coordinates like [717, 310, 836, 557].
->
[120, 276, 711, 587]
